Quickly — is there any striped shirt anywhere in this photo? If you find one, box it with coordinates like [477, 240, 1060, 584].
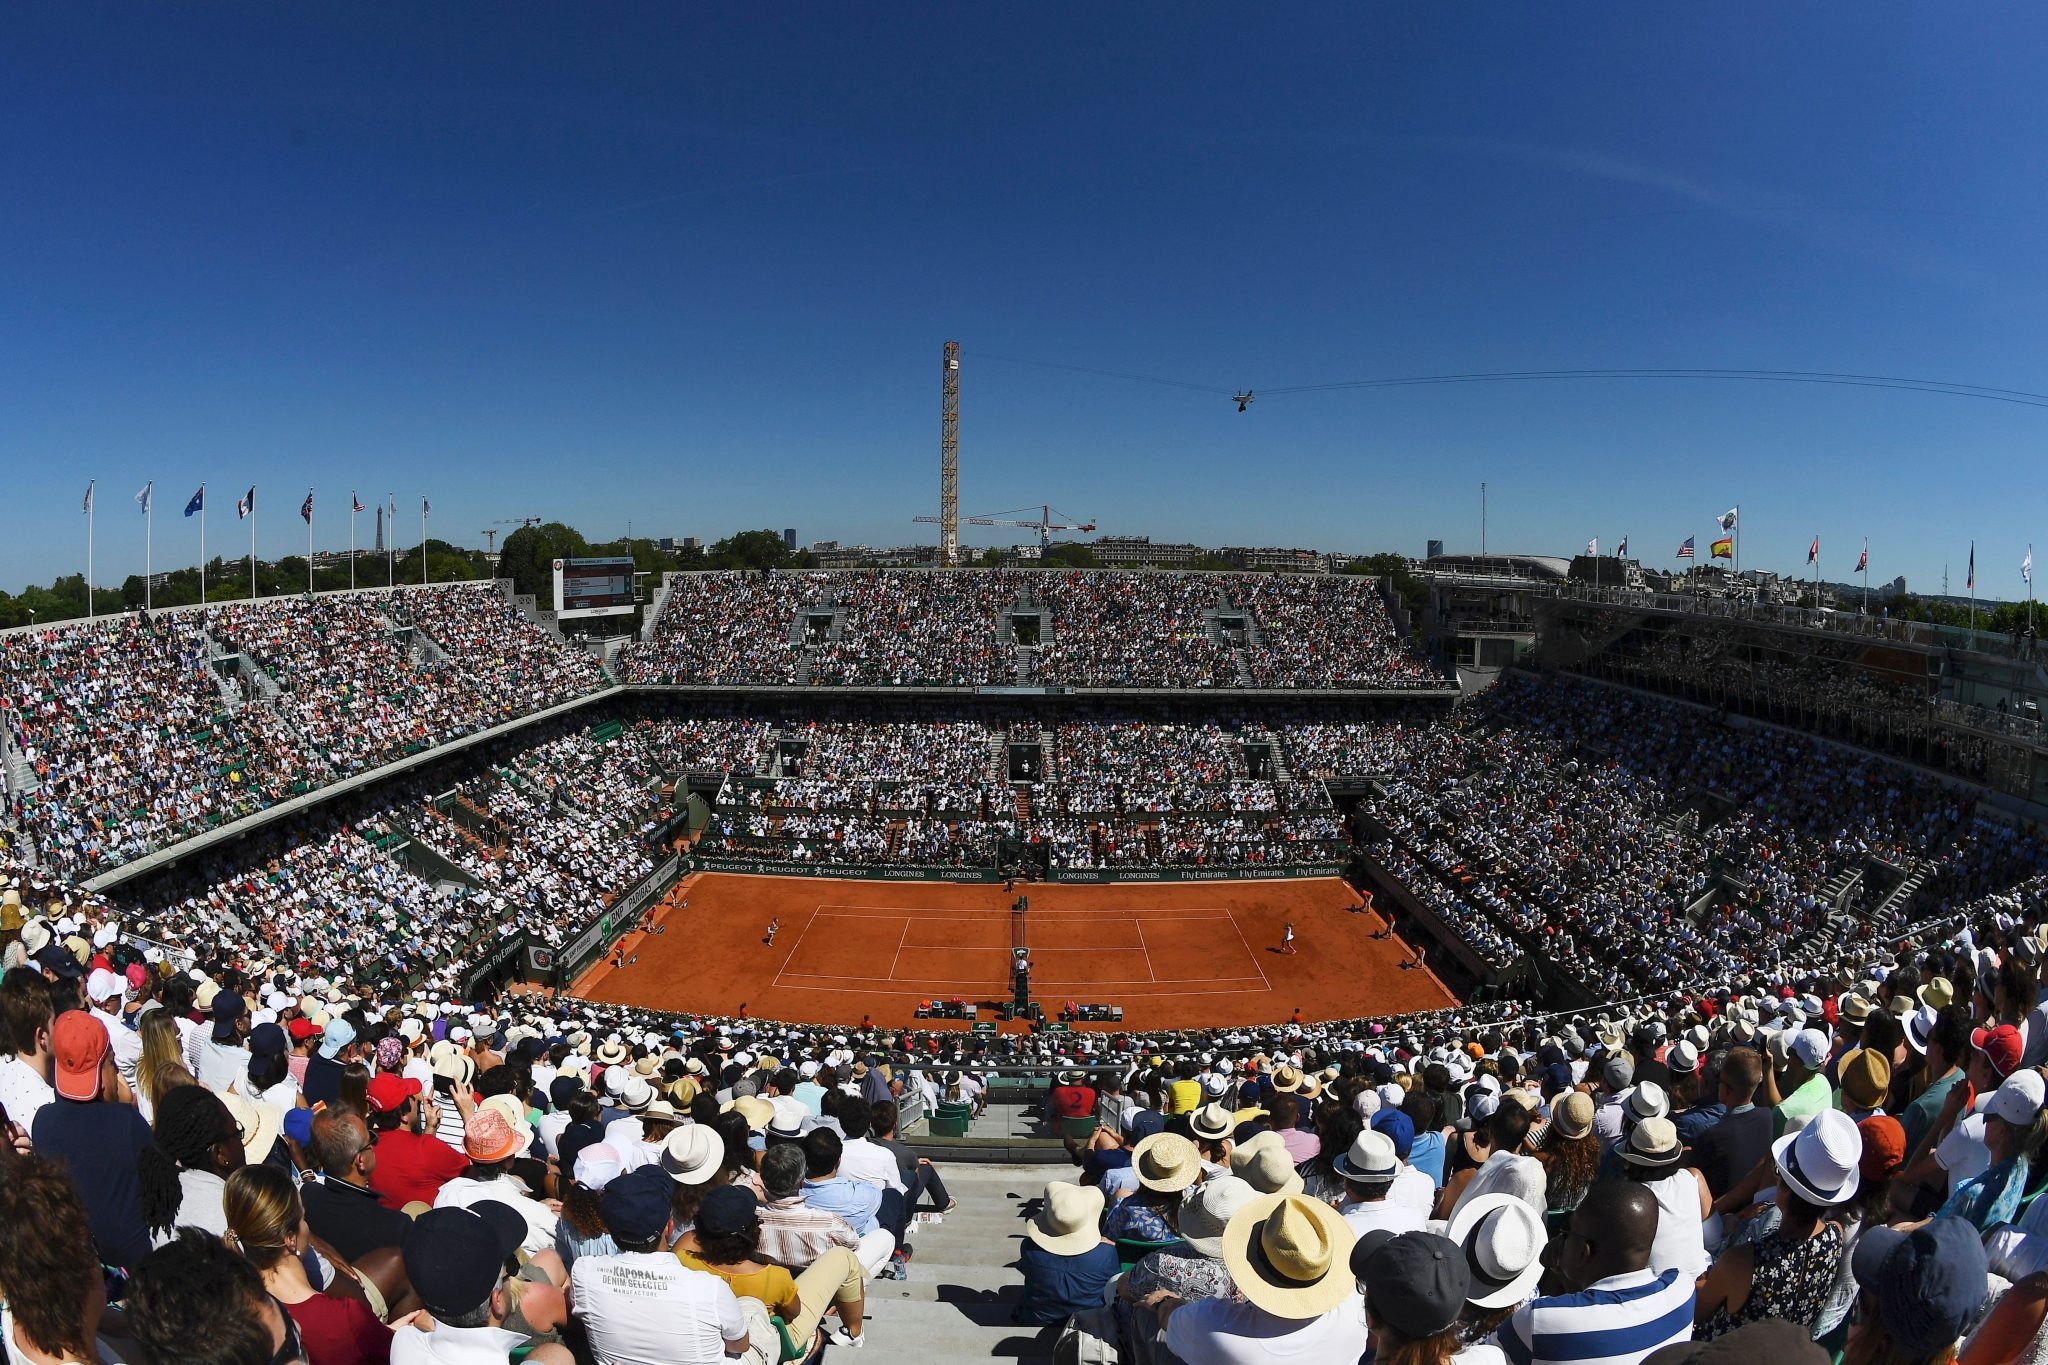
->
[1496, 1268, 1694, 1365]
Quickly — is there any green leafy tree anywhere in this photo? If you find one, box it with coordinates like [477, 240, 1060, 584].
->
[497, 523, 593, 602]
[705, 530, 796, 572]
[1039, 543, 1098, 568]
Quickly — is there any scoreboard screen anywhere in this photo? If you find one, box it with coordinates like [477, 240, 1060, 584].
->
[553, 556, 638, 619]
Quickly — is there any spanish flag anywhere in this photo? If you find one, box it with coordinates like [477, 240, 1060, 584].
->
[1710, 536, 1734, 559]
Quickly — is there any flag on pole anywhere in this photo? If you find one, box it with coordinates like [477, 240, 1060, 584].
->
[300, 491, 314, 524]
[1616, 536, 1628, 558]
[83, 481, 94, 513]
[1856, 541, 1867, 573]
[1968, 543, 1975, 590]
[1676, 536, 1695, 560]
[1711, 536, 1734, 559]
[1807, 536, 1819, 565]
[422, 497, 431, 515]
[1717, 508, 1739, 532]
[184, 487, 204, 518]
[2026, 547, 2035, 587]
[135, 482, 152, 514]
[1585, 538, 1598, 556]
[352, 492, 365, 513]
[238, 487, 255, 519]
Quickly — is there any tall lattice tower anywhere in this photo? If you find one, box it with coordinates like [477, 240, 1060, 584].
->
[940, 340, 960, 567]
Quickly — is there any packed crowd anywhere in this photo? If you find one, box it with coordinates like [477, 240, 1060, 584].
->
[9, 826, 2048, 1361]
[0, 614, 297, 876]
[689, 713, 1355, 872]
[1354, 672, 2048, 999]
[206, 591, 604, 777]
[0, 587, 610, 878]
[620, 568, 1450, 691]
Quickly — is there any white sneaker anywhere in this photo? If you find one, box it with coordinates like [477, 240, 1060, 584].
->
[830, 1327, 866, 1349]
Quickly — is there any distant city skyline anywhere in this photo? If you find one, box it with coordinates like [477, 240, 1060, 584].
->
[4, 7, 2046, 601]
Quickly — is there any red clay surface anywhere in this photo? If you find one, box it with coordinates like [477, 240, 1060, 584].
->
[574, 873, 1457, 1029]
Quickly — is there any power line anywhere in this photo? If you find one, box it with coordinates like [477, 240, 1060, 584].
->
[966, 352, 2048, 411]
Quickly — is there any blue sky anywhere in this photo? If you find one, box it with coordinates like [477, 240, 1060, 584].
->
[4, 5, 2046, 597]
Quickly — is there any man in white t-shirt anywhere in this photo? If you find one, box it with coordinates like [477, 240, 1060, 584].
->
[570, 1166, 750, 1365]
[837, 1097, 907, 1194]
[0, 969, 57, 1137]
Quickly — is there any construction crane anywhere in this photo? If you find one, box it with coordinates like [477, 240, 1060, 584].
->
[939, 340, 961, 566]
[915, 504, 1096, 554]
[481, 517, 543, 557]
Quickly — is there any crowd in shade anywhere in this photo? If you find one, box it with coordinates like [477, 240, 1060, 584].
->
[7, 836, 2048, 1361]
[1352, 672, 2048, 1000]
[620, 568, 1452, 691]
[696, 713, 1352, 871]
[0, 586, 610, 879]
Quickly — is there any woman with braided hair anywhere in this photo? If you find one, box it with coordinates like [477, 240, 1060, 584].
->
[139, 1084, 245, 1246]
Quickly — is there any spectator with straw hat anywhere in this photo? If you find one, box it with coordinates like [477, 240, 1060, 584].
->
[1151, 1190, 1366, 1361]
[1016, 1181, 1116, 1326]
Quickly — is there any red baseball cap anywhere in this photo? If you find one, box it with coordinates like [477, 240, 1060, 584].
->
[366, 1072, 424, 1114]
[286, 1017, 320, 1042]
[1973, 1024, 2025, 1078]
[52, 1011, 110, 1101]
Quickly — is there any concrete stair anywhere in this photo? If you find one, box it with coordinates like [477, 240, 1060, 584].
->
[861, 1162, 1056, 1363]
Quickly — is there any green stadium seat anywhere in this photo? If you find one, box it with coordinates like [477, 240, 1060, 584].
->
[1059, 1116, 1098, 1141]
[927, 1113, 970, 1138]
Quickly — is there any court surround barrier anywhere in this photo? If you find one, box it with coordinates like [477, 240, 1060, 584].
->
[682, 854, 1341, 884]
[541, 852, 686, 980]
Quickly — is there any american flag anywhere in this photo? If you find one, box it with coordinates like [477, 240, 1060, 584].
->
[1676, 536, 1695, 560]
[352, 492, 365, 513]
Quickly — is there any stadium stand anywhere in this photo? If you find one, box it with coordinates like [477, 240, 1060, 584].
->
[621, 568, 1454, 691]
[5, 572, 2048, 1363]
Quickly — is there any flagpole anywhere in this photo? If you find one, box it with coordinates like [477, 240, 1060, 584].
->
[349, 499, 357, 592]
[250, 500, 258, 600]
[1969, 541, 1977, 634]
[388, 494, 396, 588]
[306, 491, 314, 595]
[421, 499, 429, 587]
[198, 486, 206, 605]
[145, 489, 153, 614]
[86, 485, 95, 621]
[1862, 541, 1868, 617]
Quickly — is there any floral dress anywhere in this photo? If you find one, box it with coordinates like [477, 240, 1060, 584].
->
[1699, 1222, 1846, 1340]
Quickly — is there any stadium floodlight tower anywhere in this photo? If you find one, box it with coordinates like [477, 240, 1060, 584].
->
[940, 340, 961, 567]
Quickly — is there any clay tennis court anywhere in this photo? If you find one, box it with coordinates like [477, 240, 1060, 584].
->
[574, 872, 1456, 1029]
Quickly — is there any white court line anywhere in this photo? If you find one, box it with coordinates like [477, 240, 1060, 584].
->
[806, 909, 1235, 924]
[886, 919, 911, 981]
[1134, 920, 1155, 981]
[900, 943, 1146, 953]
[807, 903, 1247, 918]
[1224, 911, 1273, 991]
[775, 968, 1270, 988]
[770, 976, 1272, 996]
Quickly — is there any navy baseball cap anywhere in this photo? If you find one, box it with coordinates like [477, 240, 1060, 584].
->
[1372, 1107, 1416, 1159]
[402, 1203, 524, 1319]
[599, 1165, 675, 1244]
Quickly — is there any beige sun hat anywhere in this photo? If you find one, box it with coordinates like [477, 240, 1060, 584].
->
[721, 1095, 774, 1132]
[1221, 1192, 1358, 1319]
[1175, 1175, 1259, 1259]
[1132, 1132, 1201, 1194]
[1270, 1065, 1305, 1093]
[220, 1091, 284, 1167]
[1028, 1182, 1106, 1256]
[1230, 1134, 1305, 1196]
